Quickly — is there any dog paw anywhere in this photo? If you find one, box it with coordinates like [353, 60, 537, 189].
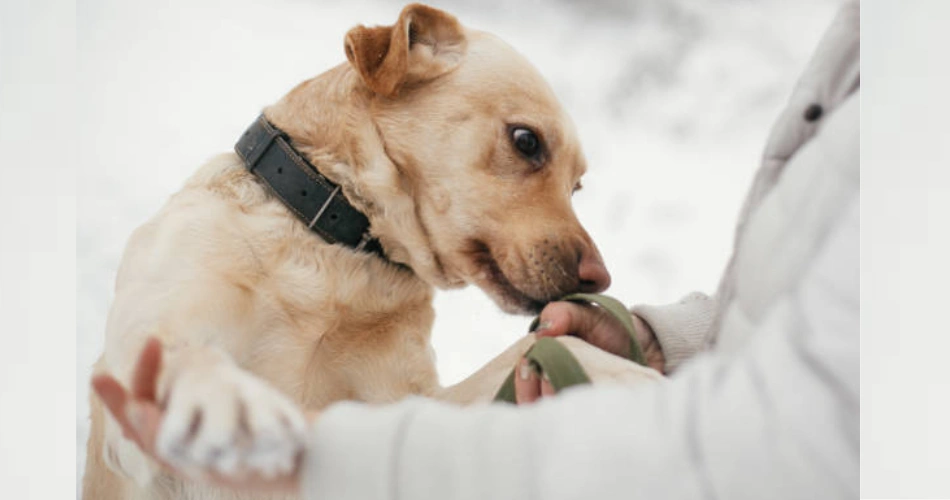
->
[155, 362, 307, 479]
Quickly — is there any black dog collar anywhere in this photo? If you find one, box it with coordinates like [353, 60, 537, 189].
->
[235, 115, 385, 257]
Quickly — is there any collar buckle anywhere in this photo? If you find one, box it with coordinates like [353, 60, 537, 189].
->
[308, 185, 341, 229]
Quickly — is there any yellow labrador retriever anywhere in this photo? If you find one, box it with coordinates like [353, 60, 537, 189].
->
[83, 4, 660, 499]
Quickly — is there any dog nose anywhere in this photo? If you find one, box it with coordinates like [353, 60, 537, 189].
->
[577, 248, 611, 293]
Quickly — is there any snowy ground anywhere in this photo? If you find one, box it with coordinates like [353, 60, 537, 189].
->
[77, 0, 837, 492]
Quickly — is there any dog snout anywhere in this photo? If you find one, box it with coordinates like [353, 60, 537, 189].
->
[576, 246, 611, 294]
[519, 238, 611, 300]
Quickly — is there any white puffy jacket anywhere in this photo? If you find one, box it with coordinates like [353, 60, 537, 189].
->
[302, 3, 859, 499]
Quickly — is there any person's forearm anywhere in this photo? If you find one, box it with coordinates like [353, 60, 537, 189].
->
[303, 308, 856, 500]
[300, 193, 857, 500]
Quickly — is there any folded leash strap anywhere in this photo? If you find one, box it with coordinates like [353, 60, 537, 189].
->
[494, 293, 645, 403]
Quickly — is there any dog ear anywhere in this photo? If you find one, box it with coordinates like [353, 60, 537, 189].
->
[344, 3, 466, 97]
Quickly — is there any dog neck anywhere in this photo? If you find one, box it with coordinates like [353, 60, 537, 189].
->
[262, 64, 467, 290]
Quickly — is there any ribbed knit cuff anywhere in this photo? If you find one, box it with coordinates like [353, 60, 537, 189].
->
[632, 292, 718, 372]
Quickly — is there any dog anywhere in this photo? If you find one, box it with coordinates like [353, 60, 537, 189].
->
[82, 4, 661, 499]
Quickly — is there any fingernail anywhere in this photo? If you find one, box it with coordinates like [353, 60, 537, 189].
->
[532, 320, 553, 334]
[519, 359, 534, 380]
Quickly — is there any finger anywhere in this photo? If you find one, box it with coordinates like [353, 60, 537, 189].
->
[535, 301, 598, 339]
[514, 358, 541, 405]
[92, 375, 137, 442]
[540, 374, 556, 397]
[132, 337, 164, 401]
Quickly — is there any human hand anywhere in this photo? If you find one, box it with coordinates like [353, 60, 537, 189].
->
[514, 301, 665, 404]
[91, 338, 308, 494]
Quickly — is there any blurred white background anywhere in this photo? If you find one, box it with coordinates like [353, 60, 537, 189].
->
[76, 0, 837, 493]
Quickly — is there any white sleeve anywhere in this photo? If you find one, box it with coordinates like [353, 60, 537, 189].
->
[300, 195, 858, 500]
[631, 292, 718, 372]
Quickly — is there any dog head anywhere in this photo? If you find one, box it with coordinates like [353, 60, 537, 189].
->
[269, 3, 610, 314]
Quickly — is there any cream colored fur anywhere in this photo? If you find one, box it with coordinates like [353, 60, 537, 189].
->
[82, 4, 660, 499]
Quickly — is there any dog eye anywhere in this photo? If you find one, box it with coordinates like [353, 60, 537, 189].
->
[510, 127, 542, 160]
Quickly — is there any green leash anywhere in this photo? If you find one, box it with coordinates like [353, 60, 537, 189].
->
[493, 293, 644, 403]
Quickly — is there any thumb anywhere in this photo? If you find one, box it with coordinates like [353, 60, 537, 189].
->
[92, 374, 136, 441]
[534, 301, 600, 339]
